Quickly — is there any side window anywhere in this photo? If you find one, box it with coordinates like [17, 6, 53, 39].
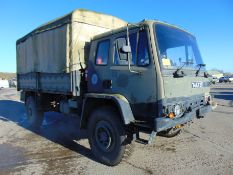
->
[114, 33, 137, 65]
[95, 40, 110, 65]
[137, 31, 150, 66]
[114, 37, 127, 65]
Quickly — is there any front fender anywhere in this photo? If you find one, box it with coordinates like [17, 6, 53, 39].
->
[80, 93, 135, 129]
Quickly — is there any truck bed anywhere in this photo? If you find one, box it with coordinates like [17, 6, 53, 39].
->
[17, 71, 80, 96]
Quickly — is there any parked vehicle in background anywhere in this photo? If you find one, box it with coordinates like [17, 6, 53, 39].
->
[9, 78, 17, 87]
[16, 9, 217, 166]
[229, 76, 233, 82]
[209, 76, 218, 84]
[219, 77, 227, 83]
[219, 76, 232, 83]
[0, 79, 9, 88]
[218, 77, 225, 83]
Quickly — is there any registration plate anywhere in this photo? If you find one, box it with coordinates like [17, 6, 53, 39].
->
[192, 82, 203, 88]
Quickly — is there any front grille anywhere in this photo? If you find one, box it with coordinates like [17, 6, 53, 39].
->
[162, 94, 206, 118]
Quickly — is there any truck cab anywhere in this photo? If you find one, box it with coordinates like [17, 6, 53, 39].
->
[80, 21, 217, 165]
[87, 22, 157, 122]
[86, 20, 214, 132]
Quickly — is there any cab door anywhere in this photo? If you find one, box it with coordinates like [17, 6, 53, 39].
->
[109, 28, 158, 119]
[87, 38, 112, 93]
[87, 27, 158, 119]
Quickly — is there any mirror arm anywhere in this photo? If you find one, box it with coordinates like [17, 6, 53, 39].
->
[126, 24, 130, 46]
[126, 24, 141, 75]
[127, 52, 141, 74]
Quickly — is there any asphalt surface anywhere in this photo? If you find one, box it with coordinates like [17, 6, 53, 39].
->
[0, 84, 233, 175]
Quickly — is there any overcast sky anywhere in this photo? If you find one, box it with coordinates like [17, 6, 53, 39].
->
[0, 0, 232, 73]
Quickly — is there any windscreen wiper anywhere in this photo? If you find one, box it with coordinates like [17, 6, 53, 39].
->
[173, 62, 186, 78]
[195, 63, 206, 76]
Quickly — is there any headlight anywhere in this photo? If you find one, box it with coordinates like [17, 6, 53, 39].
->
[174, 104, 181, 116]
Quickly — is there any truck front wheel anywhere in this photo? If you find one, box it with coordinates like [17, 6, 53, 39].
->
[88, 106, 133, 166]
[25, 96, 44, 129]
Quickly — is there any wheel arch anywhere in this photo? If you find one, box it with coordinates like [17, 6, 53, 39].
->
[80, 93, 135, 129]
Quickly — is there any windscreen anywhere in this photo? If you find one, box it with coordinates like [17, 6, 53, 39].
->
[155, 24, 204, 70]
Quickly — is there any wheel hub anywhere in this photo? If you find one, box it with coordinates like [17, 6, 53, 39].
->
[95, 121, 113, 152]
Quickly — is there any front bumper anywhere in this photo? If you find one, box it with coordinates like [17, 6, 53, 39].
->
[154, 104, 213, 132]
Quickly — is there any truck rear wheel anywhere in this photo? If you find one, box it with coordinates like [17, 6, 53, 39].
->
[25, 96, 44, 129]
[88, 106, 133, 166]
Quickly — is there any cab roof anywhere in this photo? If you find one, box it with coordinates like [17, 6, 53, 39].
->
[92, 20, 194, 41]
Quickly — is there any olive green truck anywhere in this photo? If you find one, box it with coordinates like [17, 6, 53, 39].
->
[17, 9, 216, 166]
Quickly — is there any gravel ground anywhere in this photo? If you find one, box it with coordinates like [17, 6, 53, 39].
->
[0, 85, 233, 175]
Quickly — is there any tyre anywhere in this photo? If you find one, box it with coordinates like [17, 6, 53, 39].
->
[158, 127, 181, 138]
[88, 106, 133, 166]
[25, 96, 44, 129]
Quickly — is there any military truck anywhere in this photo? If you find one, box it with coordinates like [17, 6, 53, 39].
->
[17, 9, 216, 166]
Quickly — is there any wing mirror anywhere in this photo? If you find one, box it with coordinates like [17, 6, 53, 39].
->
[121, 45, 131, 53]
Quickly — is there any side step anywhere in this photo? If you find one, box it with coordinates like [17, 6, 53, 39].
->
[134, 131, 157, 145]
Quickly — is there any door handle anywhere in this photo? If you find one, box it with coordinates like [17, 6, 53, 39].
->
[102, 80, 112, 89]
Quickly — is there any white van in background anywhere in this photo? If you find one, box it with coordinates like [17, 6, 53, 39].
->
[0, 80, 9, 89]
